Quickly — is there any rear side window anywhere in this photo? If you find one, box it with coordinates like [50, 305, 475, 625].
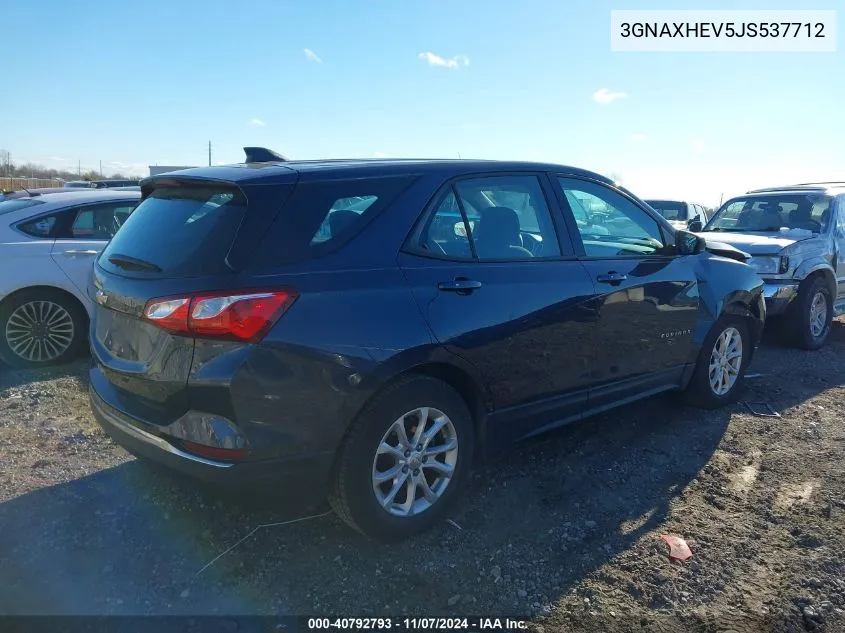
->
[99, 185, 246, 276]
[17, 214, 58, 238]
[250, 176, 414, 268]
[68, 203, 137, 239]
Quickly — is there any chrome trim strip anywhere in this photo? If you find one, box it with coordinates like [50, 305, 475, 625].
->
[90, 391, 234, 469]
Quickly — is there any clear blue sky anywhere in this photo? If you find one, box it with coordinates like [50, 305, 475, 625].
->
[3, 0, 842, 204]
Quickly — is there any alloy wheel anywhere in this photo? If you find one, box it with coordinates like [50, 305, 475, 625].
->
[371, 407, 459, 517]
[708, 326, 743, 396]
[809, 291, 828, 339]
[5, 300, 75, 363]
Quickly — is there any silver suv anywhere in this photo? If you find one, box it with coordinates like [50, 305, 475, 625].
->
[700, 183, 845, 349]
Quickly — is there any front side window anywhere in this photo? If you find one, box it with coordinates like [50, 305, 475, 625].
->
[557, 177, 665, 258]
[706, 194, 832, 233]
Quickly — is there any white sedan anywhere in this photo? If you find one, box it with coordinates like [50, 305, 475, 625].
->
[0, 190, 141, 367]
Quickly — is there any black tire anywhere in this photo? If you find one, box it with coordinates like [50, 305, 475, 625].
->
[787, 276, 832, 350]
[328, 374, 474, 541]
[682, 316, 750, 409]
[0, 289, 87, 369]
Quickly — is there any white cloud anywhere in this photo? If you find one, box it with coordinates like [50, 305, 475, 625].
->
[592, 88, 628, 105]
[249, 118, 266, 126]
[629, 133, 647, 142]
[692, 139, 707, 152]
[418, 52, 469, 69]
[374, 152, 389, 158]
[303, 48, 323, 64]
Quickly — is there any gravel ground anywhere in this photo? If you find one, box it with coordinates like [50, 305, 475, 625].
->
[1, 324, 844, 632]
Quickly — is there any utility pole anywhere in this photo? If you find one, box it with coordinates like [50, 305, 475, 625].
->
[208, 141, 212, 166]
[78, 160, 81, 177]
[99, 160, 103, 178]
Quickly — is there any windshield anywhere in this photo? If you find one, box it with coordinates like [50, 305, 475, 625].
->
[646, 200, 688, 221]
[705, 194, 832, 233]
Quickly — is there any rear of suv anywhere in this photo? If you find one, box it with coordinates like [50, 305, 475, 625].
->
[89, 153, 765, 541]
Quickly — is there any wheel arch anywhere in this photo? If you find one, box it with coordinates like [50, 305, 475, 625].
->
[0, 284, 90, 326]
[802, 266, 836, 296]
[333, 356, 493, 478]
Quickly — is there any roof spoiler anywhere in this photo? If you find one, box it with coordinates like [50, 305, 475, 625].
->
[244, 147, 288, 163]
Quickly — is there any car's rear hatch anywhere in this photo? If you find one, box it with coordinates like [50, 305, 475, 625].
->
[89, 175, 294, 425]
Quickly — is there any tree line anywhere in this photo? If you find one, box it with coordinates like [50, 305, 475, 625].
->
[0, 149, 139, 182]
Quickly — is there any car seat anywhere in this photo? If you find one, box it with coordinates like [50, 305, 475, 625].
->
[472, 206, 533, 259]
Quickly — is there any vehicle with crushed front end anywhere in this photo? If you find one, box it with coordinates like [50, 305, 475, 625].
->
[700, 183, 845, 349]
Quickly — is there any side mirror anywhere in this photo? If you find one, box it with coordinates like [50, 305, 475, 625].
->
[676, 230, 706, 256]
[687, 218, 703, 232]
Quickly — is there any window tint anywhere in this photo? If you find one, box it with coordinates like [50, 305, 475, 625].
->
[450, 175, 560, 259]
[421, 190, 474, 259]
[17, 213, 59, 238]
[311, 195, 379, 244]
[250, 176, 414, 268]
[100, 185, 246, 276]
[0, 198, 44, 215]
[707, 194, 832, 233]
[557, 177, 665, 257]
[67, 202, 136, 239]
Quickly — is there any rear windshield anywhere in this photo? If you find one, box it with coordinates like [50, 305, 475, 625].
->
[99, 184, 246, 276]
[0, 199, 44, 215]
[249, 175, 415, 268]
[646, 200, 688, 221]
[705, 194, 832, 233]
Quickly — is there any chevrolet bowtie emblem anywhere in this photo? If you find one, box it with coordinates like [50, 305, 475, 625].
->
[95, 289, 108, 306]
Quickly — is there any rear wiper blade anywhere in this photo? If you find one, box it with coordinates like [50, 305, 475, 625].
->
[107, 253, 162, 272]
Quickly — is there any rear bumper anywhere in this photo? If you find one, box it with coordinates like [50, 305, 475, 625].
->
[762, 281, 799, 316]
[89, 384, 334, 492]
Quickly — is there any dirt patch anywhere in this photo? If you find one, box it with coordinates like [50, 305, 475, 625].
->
[1, 323, 845, 632]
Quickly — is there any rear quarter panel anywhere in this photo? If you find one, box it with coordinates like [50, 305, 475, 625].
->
[191, 266, 438, 460]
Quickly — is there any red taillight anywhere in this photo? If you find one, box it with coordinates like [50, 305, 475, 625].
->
[143, 289, 297, 342]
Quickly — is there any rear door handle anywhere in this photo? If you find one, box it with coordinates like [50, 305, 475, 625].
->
[62, 249, 98, 256]
[596, 272, 627, 284]
[438, 279, 482, 293]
